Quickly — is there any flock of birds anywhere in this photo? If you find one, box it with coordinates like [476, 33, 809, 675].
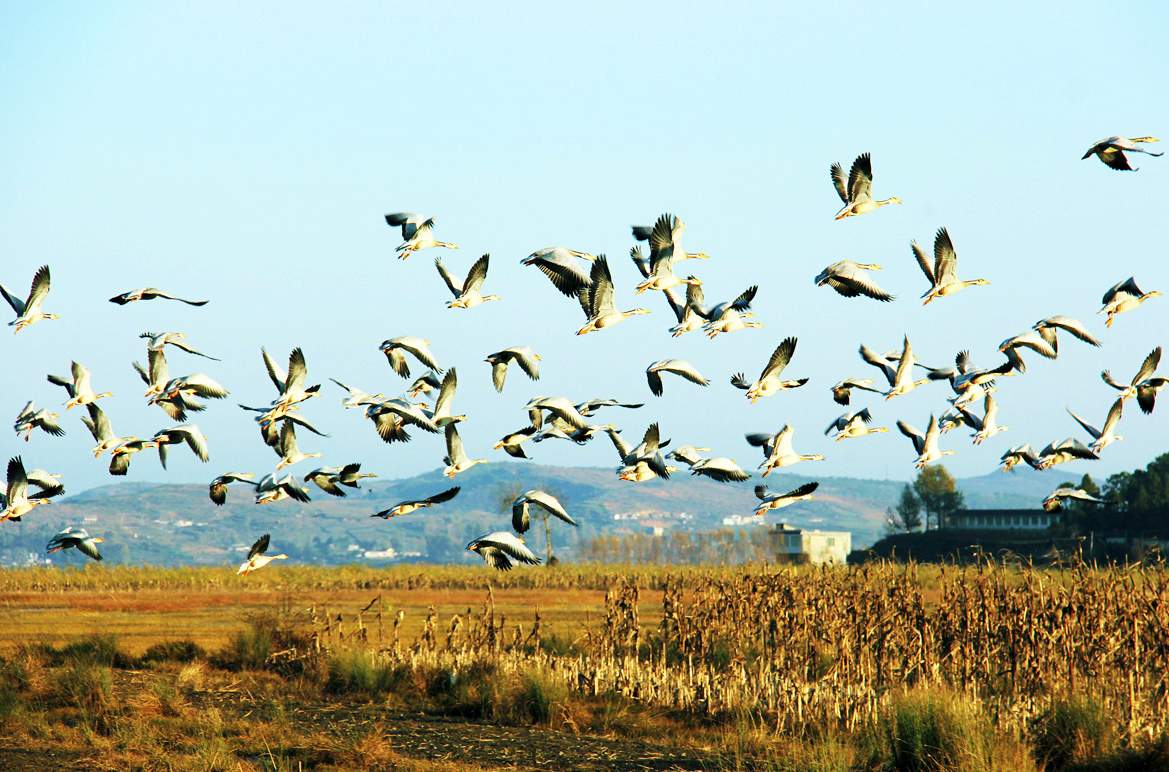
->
[2, 135, 1164, 570]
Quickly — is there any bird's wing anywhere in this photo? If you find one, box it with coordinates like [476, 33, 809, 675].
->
[510, 348, 540, 380]
[490, 533, 541, 565]
[0, 282, 25, 315]
[784, 481, 820, 499]
[434, 367, 458, 416]
[1136, 378, 1167, 414]
[1132, 347, 1162, 386]
[665, 360, 709, 387]
[177, 425, 210, 461]
[1100, 398, 1124, 436]
[262, 348, 288, 392]
[511, 500, 531, 533]
[897, 420, 925, 454]
[1103, 277, 1140, 305]
[932, 228, 958, 285]
[530, 254, 591, 298]
[730, 285, 758, 313]
[284, 348, 308, 394]
[760, 337, 797, 381]
[248, 534, 271, 560]
[491, 360, 508, 393]
[830, 162, 848, 204]
[529, 491, 576, 524]
[827, 264, 895, 302]
[847, 153, 873, 201]
[435, 258, 463, 297]
[1038, 316, 1100, 347]
[444, 423, 465, 463]
[646, 367, 664, 397]
[423, 486, 461, 505]
[75, 537, 103, 561]
[463, 254, 490, 293]
[586, 255, 616, 316]
[911, 242, 934, 285]
[25, 266, 51, 312]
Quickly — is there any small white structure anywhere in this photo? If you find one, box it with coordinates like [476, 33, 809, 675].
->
[770, 524, 851, 565]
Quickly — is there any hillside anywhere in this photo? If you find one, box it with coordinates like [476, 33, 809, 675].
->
[0, 463, 1076, 567]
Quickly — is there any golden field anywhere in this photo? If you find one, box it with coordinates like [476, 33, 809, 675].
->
[1, 559, 1168, 771]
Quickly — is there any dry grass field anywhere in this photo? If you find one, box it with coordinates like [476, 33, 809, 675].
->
[2, 560, 1169, 771]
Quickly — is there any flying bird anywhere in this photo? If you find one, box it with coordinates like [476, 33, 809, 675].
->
[632, 214, 706, 294]
[373, 486, 461, 518]
[140, 331, 220, 360]
[814, 261, 894, 301]
[746, 424, 825, 476]
[436, 254, 500, 308]
[1099, 278, 1160, 328]
[1082, 136, 1161, 171]
[831, 378, 883, 406]
[1, 265, 56, 333]
[646, 359, 709, 397]
[1031, 316, 1100, 352]
[253, 473, 311, 504]
[110, 288, 208, 306]
[1067, 398, 1125, 454]
[731, 337, 807, 402]
[14, 402, 64, 441]
[830, 153, 901, 219]
[1000, 444, 1042, 473]
[380, 337, 441, 378]
[897, 414, 955, 468]
[826, 408, 889, 441]
[209, 472, 257, 505]
[467, 532, 541, 571]
[957, 393, 1009, 445]
[689, 456, 751, 483]
[385, 213, 457, 259]
[576, 256, 650, 335]
[151, 423, 210, 469]
[914, 228, 989, 305]
[1, 456, 53, 522]
[442, 424, 487, 478]
[46, 527, 104, 561]
[1043, 487, 1106, 512]
[521, 247, 595, 298]
[237, 534, 289, 575]
[511, 490, 577, 534]
[754, 482, 819, 516]
[486, 347, 541, 393]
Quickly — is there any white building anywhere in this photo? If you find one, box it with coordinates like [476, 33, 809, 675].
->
[770, 524, 851, 565]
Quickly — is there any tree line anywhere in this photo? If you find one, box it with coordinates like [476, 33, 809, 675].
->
[887, 453, 1169, 539]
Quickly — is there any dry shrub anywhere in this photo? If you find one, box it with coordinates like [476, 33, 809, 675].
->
[141, 639, 205, 665]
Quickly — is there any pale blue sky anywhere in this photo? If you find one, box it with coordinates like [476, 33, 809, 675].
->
[2, 2, 1166, 497]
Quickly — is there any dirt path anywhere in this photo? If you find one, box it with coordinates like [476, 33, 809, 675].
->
[310, 710, 717, 771]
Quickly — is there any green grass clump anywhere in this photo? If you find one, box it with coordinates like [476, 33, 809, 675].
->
[325, 648, 406, 696]
[860, 688, 1005, 772]
[1031, 696, 1119, 771]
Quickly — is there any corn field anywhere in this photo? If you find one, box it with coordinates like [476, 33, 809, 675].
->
[303, 558, 1169, 740]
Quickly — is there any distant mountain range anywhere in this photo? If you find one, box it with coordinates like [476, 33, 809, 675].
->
[0, 463, 1078, 567]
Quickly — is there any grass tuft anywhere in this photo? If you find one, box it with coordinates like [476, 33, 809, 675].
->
[1031, 695, 1119, 771]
